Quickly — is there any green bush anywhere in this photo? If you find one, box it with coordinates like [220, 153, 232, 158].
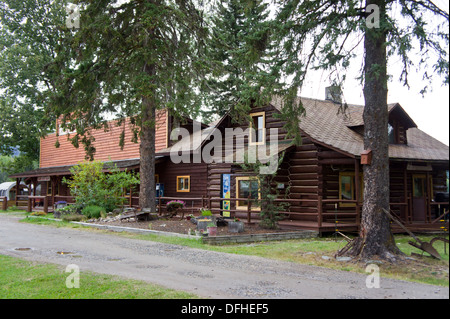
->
[82, 205, 106, 219]
[200, 209, 212, 216]
[55, 204, 80, 216]
[63, 160, 139, 212]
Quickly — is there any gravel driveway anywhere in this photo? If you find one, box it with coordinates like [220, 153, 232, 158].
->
[0, 214, 448, 299]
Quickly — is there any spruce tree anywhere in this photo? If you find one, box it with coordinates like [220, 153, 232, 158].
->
[46, 0, 209, 212]
[271, 0, 448, 261]
[204, 0, 275, 121]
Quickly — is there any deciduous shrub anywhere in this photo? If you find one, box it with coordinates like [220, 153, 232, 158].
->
[81, 205, 106, 219]
[63, 160, 139, 212]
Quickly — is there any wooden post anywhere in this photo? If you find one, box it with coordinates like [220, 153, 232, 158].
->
[158, 197, 162, 215]
[44, 196, 48, 214]
[1, 197, 7, 211]
[15, 178, 20, 207]
[51, 177, 56, 208]
[27, 197, 32, 213]
[317, 196, 323, 228]
[129, 187, 132, 207]
[247, 195, 252, 224]
[426, 172, 432, 223]
[201, 195, 204, 208]
[208, 196, 212, 210]
[408, 196, 413, 224]
[354, 159, 361, 227]
[403, 167, 408, 220]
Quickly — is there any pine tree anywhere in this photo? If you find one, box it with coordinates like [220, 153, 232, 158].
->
[204, 0, 275, 121]
[0, 0, 69, 160]
[271, 0, 448, 261]
[46, 0, 209, 212]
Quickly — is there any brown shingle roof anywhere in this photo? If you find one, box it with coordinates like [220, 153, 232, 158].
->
[270, 96, 449, 161]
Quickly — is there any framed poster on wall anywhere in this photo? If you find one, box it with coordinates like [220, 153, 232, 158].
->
[222, 174, 231, 218]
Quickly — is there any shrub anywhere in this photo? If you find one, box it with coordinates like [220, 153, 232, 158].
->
[55, 204, 80, 216]
[62, 214, 85, 222]
[166, 200, 185, 212]
[63, 160, 139, 212]
[200, 209, 212, 216]
[82, 205, 106, 219]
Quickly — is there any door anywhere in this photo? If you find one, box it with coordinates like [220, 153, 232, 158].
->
[412, 174, 428, 222]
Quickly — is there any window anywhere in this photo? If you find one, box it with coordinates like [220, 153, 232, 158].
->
[47, 181, 59, 196]
[412, 174, 433, 199]
[176, 176, 190, 192]
[388, 123, 396, 144]
[236, 176, 260, 210]
[249, 112, 265, 145]
[339, 172, 364, 207]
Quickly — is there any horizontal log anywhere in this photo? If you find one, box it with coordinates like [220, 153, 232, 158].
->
[295, 144, 318, 152]
[289, 151, 318, 159]
[288, 166, 320, 173]
[290, 180, 319, 187]
[290, 158, 319, 166]
[288, 173, 319, 180]
[319, 158, 355, 165]
[318, 151, 350, 159]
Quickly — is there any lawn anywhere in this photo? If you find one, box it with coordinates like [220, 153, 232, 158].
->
[6, 210, 450, 287]
[0, 254, 198, 299]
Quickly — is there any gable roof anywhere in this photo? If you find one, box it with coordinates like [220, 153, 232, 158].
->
[270, 96, 449, 162]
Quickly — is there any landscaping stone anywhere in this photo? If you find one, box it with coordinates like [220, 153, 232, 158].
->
[336, 256, 352, 262]
[228, 221, 244, 233]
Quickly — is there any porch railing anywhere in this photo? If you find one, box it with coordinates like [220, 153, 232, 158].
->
[13, 193, 448, 230]
[0, 196, 7, 211]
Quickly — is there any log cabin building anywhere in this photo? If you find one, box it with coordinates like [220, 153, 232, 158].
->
[9, 93, 449, 233]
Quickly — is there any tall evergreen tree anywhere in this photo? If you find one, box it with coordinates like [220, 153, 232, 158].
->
[272, 0, 448, 261]
[46, 0, 208, 212]
[204, 0, 275, 121]
[0, 0, 68, 160]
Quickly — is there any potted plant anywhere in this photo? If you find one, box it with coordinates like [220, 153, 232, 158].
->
[200, 208, 216, 224]
[207, 222, 217, 236]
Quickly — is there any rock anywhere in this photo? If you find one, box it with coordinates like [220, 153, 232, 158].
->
[228, 221, 244, 233]
[336, 256, 352, 262]
[321, 256, 331, 260]
[112, 208, 122, 215]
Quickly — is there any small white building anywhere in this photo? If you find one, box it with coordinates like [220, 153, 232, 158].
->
[0, 181, 28, 200]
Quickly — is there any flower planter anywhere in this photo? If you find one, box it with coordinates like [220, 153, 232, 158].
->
[207, 226, 217, 237]
[196, 218, 212, 231]
[228, 221, 244, 233]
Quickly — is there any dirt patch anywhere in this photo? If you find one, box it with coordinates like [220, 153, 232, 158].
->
[91, 218, 291, 236]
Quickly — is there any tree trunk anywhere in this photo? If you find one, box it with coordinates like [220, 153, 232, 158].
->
[139, 93, 157, 212]
[348, 0, 402, 261]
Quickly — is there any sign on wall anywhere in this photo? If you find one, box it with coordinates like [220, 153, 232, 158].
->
[222, 174, 231, 218]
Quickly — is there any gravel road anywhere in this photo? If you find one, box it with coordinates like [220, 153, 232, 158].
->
[0, 215, 448, 299]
